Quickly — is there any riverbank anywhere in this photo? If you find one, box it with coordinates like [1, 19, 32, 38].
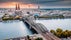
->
[35, 17, 71, 20]
[5, 34, 47, 40]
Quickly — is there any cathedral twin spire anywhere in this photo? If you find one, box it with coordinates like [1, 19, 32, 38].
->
[16, 4, 20, 10]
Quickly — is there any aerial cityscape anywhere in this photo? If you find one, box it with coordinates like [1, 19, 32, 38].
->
[0, 0, 71, 40]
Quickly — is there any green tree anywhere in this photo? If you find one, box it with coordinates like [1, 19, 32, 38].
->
[56, 28, 63, 33]
[56, 28, 63, 38]
[50, 28, 71, 38]
[59, 15, 64, 18]
[50, 30, 55, 34]
[35, 38, 43, 40]
[69, 31, 71, 36]
[27, 35, 30, 40]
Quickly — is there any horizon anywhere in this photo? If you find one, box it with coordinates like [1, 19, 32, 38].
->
[0, 7, 71, 9]
[0, 0, 71, 8]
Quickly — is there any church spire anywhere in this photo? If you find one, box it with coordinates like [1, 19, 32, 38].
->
[16, 4, 20, 10]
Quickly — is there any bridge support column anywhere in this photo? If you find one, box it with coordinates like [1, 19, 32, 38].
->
[29, 26, 32, 29]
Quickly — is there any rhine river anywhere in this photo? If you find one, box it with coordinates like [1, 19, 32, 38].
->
[36, 18, 71, 31]
[0, 21, 33, 40]
[0, 19, 71, 40]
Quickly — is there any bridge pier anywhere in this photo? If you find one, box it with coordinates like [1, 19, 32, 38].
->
[24, 21, 38, 34]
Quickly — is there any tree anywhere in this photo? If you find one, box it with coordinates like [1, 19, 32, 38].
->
[56, 28, 63, 33]
[55, 28, 63, 38]
[59, 15, 64, 18]
[35, 38, 43, 40]
[27, 35, 30, 40]
[69, 31, 71, 36]
[62, 31, 68, 38]
[50, 30, 55, 34]
[50, 28, 71, 38]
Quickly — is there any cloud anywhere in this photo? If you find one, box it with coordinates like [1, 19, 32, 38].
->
[0, 0, 71, 8]
[0, 0, 65, 3]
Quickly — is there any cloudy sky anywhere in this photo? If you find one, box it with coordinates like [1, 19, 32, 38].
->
[0, 0, 71, 8]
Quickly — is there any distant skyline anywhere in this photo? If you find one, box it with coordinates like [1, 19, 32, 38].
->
[0, 0, 71, 8]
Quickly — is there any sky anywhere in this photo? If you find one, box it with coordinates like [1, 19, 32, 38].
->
[0, 0, 71, 8]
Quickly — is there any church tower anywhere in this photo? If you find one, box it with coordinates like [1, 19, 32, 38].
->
[15, 4, 22, 16]
[16, 4, 20, 10]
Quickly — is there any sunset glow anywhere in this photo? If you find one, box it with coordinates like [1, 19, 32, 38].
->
[0, 2, 37, 8]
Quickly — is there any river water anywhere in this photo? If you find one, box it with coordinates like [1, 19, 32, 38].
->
[0, 21, 33, 40]
[35, 18, 71, 31]
[0, 19, 71, 40]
